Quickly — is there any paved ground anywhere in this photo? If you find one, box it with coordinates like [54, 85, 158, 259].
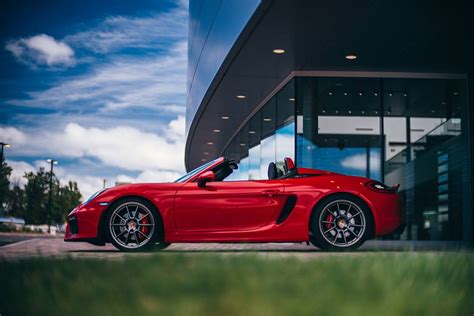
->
[0, 232, 58, 246]
[0, 233, 468, 260]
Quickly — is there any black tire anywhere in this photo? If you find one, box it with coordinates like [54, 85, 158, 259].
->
[105, 197, 167, 252]
[310, 194, 373, 251]
[154, 242, 171, 250]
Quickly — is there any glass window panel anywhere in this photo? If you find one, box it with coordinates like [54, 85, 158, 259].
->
[249, 111, 261, 148]
[296, 77, 382, 180]
[276, 123, 295, 168]
[260, 134, 276, 179]
[276, 79, 295, 128]
[239, 157, 249, 180]
[248, 144, 261, 180]
[261, 98, 276, 138]
[384, 117, 407, 174]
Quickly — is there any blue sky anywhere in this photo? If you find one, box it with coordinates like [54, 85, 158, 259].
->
[0, 0, 189, 198]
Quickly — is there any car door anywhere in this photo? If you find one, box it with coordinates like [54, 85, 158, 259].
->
[174, 179, 285, 232]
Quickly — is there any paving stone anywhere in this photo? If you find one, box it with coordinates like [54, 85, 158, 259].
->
[0, 234, 468, 261]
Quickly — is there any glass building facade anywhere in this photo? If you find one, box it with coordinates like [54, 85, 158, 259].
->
[186, 0, 260, 134]
[186, 0, 473, 244]
[222, 74, 470, 241]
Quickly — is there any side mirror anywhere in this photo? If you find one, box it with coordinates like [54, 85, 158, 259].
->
[197, 170, 216, 188]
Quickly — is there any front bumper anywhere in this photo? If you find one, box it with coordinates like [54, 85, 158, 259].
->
[64, 202, 107, 245]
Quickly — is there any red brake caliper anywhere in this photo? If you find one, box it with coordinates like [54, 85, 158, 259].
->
[139, 215, 150, 240]
[324, 214, 334, 230]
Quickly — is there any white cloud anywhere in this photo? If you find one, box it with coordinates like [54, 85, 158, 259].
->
[7, 159, 106, 199]
[34, 160, 105, 199]
[1, 116, 185, 173]
[5, 34, 75, 68]
[341, 154, 380, 171]
[65, 5, 187, 54]
[8, 41, 187, 113]
[6, 156, 183, 199]
[117, 169, 181, 184]
[2, 2, 189, 198]
[6, 160, 36, 187]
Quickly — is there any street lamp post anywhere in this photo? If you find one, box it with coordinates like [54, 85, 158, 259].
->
[0, 142, 11, 162]
[46, 158, 58, 234]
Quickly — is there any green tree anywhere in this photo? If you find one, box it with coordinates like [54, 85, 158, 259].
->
[53, 181, 82, 223]
[23, 168, 51, 224]
[5, 165, 82, 225]
[0, 160, 12, 209]
[6, 181, 26, 218]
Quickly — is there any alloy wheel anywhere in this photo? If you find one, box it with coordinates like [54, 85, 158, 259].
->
[109, 202, 155, 249]
[318, 199, 366, 247]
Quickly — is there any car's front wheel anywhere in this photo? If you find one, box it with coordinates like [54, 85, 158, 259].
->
[106, 198, 168, 252]
[310, 195, 372, 251]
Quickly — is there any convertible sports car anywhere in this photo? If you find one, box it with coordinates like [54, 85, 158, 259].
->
[65, 157, 404, 251]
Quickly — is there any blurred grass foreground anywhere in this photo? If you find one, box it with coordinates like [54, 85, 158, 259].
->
[1, 252, 473, 315]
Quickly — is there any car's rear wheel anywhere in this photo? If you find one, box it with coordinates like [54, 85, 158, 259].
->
[106, 198, 168, 252]
[310, 195, 372, 251]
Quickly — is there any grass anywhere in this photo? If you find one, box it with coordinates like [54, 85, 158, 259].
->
[0, 252, 473, 316]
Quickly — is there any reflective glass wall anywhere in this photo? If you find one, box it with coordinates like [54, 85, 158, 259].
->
[296, 77, 382, 180]
[224, 79, 295, 181]
[222, 75, 469, 241]
[187, 0, 261, 134]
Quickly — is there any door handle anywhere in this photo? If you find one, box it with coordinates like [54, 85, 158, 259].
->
[261, 190, 281, 197]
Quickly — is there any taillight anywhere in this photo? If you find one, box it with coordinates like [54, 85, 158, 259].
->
[364, 180, 398, 193]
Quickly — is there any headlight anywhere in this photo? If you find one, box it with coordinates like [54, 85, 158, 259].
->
[83, 189, 107, 206]
[364, 180, 398, 193]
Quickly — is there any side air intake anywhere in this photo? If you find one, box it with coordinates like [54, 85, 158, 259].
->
[276, 196, 297, 224]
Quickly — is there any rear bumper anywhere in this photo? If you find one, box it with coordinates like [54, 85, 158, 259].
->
[370, 193, 405, 236]
[392, 222, 406, 235]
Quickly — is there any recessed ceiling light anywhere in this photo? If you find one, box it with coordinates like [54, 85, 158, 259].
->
[374, 92, 378, 96]
[213, 129, 221, 133]
[236, 95, 246, 99]
[361, 110, 365, 114]
[453, 92, 458, 96]
[289, 98, 295, 102]
[322, 110, 326, 113]
[348, 110, 352, 114]
[273, 48, 285, 54]
[201, 159, 207, 162]
[358, 92, 362, 96]
[240, 143, 246, 146]
[221, 116, 230, 120]
[203, 152, 209, 155]
[403, 93, 408, 97]
[207, 142, 213, 145]
[329, 92, 333, 96]
[335, 110, 339, 114]
[388, 92, 393, 97]
[344, 92, 348, 96]
[345, 54, 357, 60]
[249, 130, 256, 134]
[263, 118, 272, 122]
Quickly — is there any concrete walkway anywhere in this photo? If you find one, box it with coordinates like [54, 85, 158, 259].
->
[0, 233, 468, 261]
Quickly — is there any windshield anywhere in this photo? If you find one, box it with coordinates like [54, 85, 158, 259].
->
[174, 158, 220, 183]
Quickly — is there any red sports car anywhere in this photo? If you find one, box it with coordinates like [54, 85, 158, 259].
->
[65, 157, 404, 251]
